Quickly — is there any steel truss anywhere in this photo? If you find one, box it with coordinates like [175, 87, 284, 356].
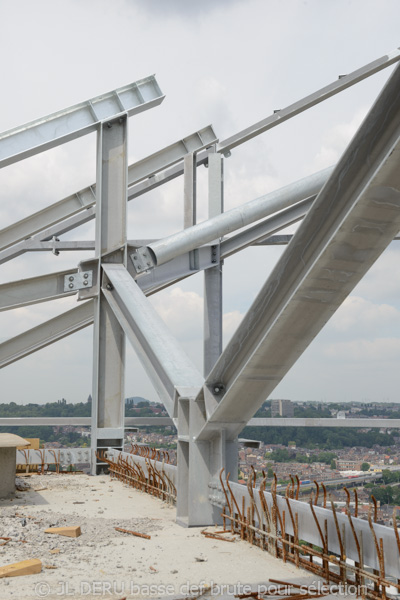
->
[1, 52, 400, 531]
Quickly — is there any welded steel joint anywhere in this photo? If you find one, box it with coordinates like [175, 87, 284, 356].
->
[131, 247, 156, 273]
[63, 271, 93, 292]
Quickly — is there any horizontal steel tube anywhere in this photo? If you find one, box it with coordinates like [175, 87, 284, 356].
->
[248, 417, 400, 428]
[0, 416, 173, 427]
[140, 167, 333, 267]
[220, 196, 314, 258]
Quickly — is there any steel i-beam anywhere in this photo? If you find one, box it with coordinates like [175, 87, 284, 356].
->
[199, 60, 400, 441]
[0, 77, 164, 169]
[91, 116, 128, 473]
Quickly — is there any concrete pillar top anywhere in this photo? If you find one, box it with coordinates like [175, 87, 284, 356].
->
[0, 433, 30, 448]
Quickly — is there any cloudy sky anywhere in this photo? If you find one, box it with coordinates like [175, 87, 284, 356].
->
[0, 0, 400, 406]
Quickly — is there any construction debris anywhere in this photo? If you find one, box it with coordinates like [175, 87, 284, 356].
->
[194, 555, 208, 562]
[201, 530, 235, 542]
[0, 537, 11, 547]
[44, 526, 81, 538]
[115, 526, 151, 539]
[0, 558, 42, 578]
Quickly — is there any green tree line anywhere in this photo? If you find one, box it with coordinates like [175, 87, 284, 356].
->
[241, 426, 396, 449]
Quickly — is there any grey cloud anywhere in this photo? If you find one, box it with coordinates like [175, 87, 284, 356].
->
[131, 0, 242, 18]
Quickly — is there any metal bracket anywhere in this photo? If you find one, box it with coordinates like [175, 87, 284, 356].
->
[63, 271, 93, 292]
[210, 243, 220, 264]
[130, 247, 155, 274]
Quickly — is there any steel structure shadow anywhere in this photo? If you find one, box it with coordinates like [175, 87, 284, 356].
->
[0, 51, 400, 526]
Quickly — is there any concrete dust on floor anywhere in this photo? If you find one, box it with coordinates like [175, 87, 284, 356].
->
[0, 474, 330, 599]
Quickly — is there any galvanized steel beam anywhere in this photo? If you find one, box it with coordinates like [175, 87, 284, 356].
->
[0, 269, 78, 310]
[0, 416, 173, 427]
[132, 166, 333, 270]
[218, 48, 400, 154]
[91, 116, 128, 470]
[204, 149, 224, 376]
[0, 300, 94, 368]
[199, 61, 400, 441]
[0, 126, 216, 254]
[248, 417, 400, 428]
[102, 263, 203, 418]
[0, 76, 164, 169]
[220, 196, 313, 258]
[0, 209, 96, 265]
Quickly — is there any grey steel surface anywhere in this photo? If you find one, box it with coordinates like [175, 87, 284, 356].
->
[220, 197, 314, 258]
[183, 152, 197, 229]
[1, 51, 399, 530]
[0, 76, 164, 169]
[1, 416, 399, 429]
[248, 417, 400, 428]
[0, 269, 78, 311]
[133, 167, 332, 270]
[0, 208, 97, 265]
[0, 301, 94, 368]
[218, 47, 400, 153]
[204, 150, 224, 376]
[63, 271, 93, 292]
[199, 60, 400, 440]
[0, 417, 173, 427]
[102, 264, 203, 417]
[0, 125, 215, 255]
[91, 117, 128, 466]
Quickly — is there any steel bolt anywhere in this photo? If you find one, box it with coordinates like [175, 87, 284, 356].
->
[106, 283, 113, 291]
[69, 276, 74, 281]
[107, 122, 112, 128]
[69, 283, 74, 289]
[83, 273, 89, 279]
[83, 281, 88, 286]
[133, 256, 137, 260]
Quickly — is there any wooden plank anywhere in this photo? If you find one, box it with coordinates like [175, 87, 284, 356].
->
[0, 559, 41, 578]
[45, 526, 81, 538]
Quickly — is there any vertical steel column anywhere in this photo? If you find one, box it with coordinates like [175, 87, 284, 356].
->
[91, 116, 128, 474]
[204, 149, 238, 504]
[183, 153, 197, 229]
[177, 148, 237, 527]
[204, 148, 223, 375]
[177, 149, 226, 526]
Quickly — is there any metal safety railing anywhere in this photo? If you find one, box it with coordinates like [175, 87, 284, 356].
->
[218, 468, 400, 600]
[99, 447, 176, 505]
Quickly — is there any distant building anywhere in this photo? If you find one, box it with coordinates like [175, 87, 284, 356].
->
[336, 459, 362, 471]
[271, 399, 294, 418]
